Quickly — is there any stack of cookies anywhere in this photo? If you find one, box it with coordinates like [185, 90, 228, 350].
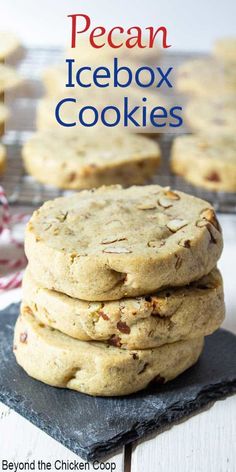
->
[14, 184, 225, 396]
[172, 37, 236, 192]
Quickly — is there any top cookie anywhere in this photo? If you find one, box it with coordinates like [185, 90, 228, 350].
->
[25, 185, 223, 301]
[0, 32, 20, 61]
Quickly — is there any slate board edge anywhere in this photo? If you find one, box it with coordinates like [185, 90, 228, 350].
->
[1, 380, 236, 462]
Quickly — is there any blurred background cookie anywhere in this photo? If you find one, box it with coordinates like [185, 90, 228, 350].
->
[171, 134, 236, 192]
[22, 130, 161, 189]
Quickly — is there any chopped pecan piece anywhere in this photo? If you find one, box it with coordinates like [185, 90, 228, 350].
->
[103, 247, 131, 254]
[178, 239, 191, 248]
[167, 219, 188, 232]
[206, 172, 221, 183]
[138, 362, 149, 375]
[98, 310, 109, 321]
[117, 321, 131, 334]
[200, 208, 220, 231]
[108, 335, 122, 347]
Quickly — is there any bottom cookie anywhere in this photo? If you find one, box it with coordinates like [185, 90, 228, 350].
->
[14, 307, 204, 397]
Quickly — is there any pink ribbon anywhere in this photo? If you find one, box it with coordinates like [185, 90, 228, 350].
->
[0, 185, 29, 291]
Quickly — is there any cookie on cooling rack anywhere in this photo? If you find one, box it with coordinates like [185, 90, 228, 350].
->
[171, 134, 236, 192]
[22, 130, 161, 189]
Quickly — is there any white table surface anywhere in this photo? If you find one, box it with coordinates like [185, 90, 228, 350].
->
[0, 214, 236, 472]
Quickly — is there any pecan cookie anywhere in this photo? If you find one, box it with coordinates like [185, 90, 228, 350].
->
[22, 130, 161, 190]
[177, 58, 236, 98]
[0, 142, 6, 174]
[0, 102, 9, 136]
[185, 97, 236, 136]
[14, 307, 204, 396]
[25, 184, 223, 301]
[22, 267, 224, 349]
[171, 135, 236, 192]
[0, 32, 21, 62]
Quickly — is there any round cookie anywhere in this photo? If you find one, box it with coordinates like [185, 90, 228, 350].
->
[0, 32, 21, 62]
[0, 63, 22, 95]
[0, 102, 9, 136]
[213, 38, 236, 64]
[25, 184, 223, 301]
[14, 307, 204, 396]
[171, 134, 236, 192]
[0, 143, 7, 174]
[177, 58, 236, 98]
[22, 130, 161, 189]
[22, 267, 224, 349]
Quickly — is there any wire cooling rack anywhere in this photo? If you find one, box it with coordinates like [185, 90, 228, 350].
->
[1, 47, 236, 213]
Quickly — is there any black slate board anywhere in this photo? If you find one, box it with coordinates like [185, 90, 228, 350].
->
[1, 303, 236, 461]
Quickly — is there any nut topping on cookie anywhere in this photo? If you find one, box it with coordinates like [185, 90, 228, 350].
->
[117, 321, 131, 334]
[102, 246, 132, 254]
[200, 209, 221, 231]
[167, 219, 188, 232]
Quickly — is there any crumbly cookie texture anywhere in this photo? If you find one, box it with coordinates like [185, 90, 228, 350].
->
[22, 130, 161, 189]
[0, 143, 7, 174]
[0, 102, 9, 136]
[213, 38, 236, 64]
[22, 267, 224, 349]
[14, 307, 204, 396]
[0, 63, 22, 94]
[171, 135, 236, 192]
[177, 58, 236, 97]
[0, 32, 21, 61]
[25, 185, 223, 301]
[185, 97, 236, 136]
